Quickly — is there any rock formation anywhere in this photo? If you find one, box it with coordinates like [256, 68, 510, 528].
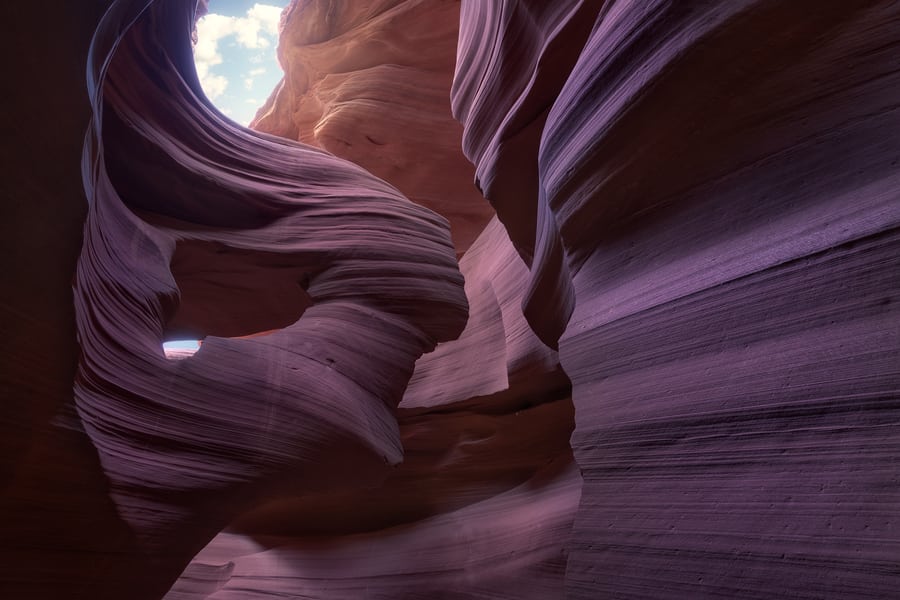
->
[253, 0, 494, 254]
[1, 0, 898, 599]
[450, 2, 900, 598]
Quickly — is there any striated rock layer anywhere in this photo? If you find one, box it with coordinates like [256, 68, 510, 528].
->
[167, 217, 578, 599]
[253, 0, 494, 254]
[79, 0, 473, 593]
[80, 0, 471, 561]
[452, 0, 900, 598]
[2, 0, 898, 598]
[173, 2, 579, 596]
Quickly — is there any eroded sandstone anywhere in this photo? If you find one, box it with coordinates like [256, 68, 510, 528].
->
[1, 0, 898, 598]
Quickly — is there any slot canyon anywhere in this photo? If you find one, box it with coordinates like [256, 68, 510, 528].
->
[1, 0, 898, 598]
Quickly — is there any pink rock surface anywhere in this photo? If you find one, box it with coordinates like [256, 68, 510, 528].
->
[253, 0, 494, 254]
[79, 0, 470, 573]
[167, 410, 578, 599]
[167, 217, 578, 597]
[2, 0, 898, 598]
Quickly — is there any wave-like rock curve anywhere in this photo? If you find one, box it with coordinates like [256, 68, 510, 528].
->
[253, 0, 494, 254]
[453, 1, 900, 598]
[73, 0, 465, 594]
[2, 0, 899, 598]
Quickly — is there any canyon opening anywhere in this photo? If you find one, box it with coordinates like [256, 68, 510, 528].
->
[2, 1, 898, 599]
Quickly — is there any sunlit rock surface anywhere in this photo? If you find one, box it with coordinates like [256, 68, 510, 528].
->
[253, 0, 494, 254]
[1, 0, 898, 598]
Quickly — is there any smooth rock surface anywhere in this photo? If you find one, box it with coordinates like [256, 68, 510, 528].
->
[254, 0, 494, 254]
[168, 215, 578, 597]
[2, 0, 898, 598]
[4, 0, 466, 597]
[452, 1, 900, 598]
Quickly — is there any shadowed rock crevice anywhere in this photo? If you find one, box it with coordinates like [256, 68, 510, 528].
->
[164, 240, 314, 340]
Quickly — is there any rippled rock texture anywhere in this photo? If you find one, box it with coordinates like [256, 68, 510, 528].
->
[253, 0, 494, 254]
[2, 0, 899, 598]
[451, 1, 900, 598]
[166, 215, 578, 599]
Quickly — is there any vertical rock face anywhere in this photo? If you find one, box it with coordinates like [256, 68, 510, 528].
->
[452, 0, 900, 598]
[5, 0, 473, 597]
[200, 2, 579, 596]
[2, 0, 899, 599]
[166, 214, 579, 599]
[253, 0, 494, 254]
[82, 0, 473, 587]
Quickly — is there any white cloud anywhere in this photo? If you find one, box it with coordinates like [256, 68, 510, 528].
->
[195, 59, 228, 99]
[245, 98, 260, 104]
[203, 74, 229, 99]
[247, 4, 283, 38]
[234, 4, 281, 48]
[193, 4, 283, 101]
[194, 13, 230, 66]
[243, 67, 267, 90]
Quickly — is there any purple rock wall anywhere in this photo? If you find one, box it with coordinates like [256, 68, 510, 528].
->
[452, 1, 900, 597]
[1, 0, 898, 598]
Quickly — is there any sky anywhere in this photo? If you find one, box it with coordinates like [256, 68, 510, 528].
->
[192, 0, 290, 126]
[165, 1, 289, 353]
[165, 340, 200, 351]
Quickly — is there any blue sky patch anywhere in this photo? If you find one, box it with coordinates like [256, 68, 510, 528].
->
[193, 1, 289, 125]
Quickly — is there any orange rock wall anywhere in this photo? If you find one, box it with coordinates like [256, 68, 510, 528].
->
[254, 0, 493, 254]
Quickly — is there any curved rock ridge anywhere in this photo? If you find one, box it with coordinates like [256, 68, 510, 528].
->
[168, 459, 580, 600]
[402, 217, 569, 412]
[72, 0, 465, 593]
[253, 0, 494, 254]
[167, 424, 579, 599]
[168, 218, 579, 597]
[3, 0, 899, 598]
[453, 0, 900, 598]
[451, 0, 605, 346]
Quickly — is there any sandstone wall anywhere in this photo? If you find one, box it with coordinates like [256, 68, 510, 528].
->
[1, 0, 897, 598]
[253, 0, 494, 254]
[451, 1, 900, 598]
